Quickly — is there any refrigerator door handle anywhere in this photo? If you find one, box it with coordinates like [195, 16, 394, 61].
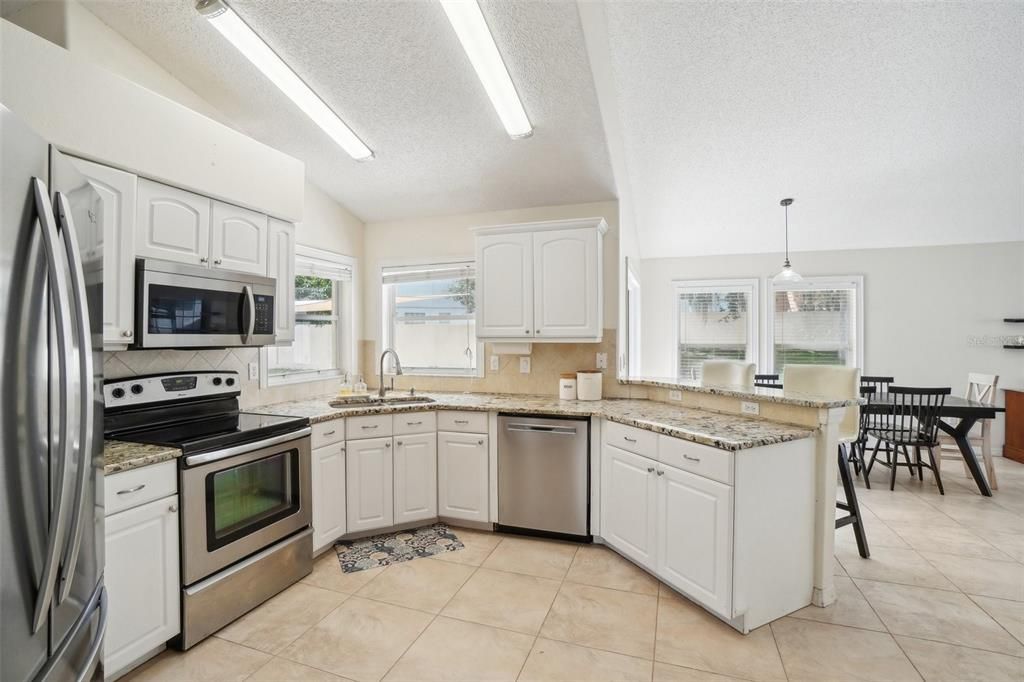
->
[33, 584, 107, 682]
[54, 191, 94, 604]
[73, 586, 107, 682]
[29, 178, 78, 634]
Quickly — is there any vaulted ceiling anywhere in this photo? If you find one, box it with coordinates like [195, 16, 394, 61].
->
[81, 0, 616, 223]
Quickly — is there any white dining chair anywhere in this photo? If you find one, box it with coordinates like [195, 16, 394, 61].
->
[936, 372, 999, 490]
[701, 360, 755, 388]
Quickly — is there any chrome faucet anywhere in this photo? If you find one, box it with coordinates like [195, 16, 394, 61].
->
[378, 348, 403, 398]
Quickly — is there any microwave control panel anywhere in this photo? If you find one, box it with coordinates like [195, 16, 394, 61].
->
[253, 295, 274, 334]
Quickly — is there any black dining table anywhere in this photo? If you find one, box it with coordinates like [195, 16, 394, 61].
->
[864, 394, 1005, 496]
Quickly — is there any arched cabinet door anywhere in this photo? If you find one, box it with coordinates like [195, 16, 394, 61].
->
[475, 232, 534, 338]
[135, 178, 210, 266]
[533, 227, 600, 338]
[211, 200, 269, 275]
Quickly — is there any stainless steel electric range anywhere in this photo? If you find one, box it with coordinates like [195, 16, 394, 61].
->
[104, 370, 312, 649]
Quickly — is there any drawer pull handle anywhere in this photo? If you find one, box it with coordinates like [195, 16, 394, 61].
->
[623, 436, 637, 443]
[454, 419, 469, 424]
[656, 470, 665, 476]
[322, 430, 337, 436]
[116, 484, 145, 495]
[362, 424, 379, 429]
[683, 454, 701, 463]
[647, 467, 655, 474]
[407, 421, 422, 426]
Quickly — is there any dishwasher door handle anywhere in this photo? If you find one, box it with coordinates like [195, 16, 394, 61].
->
[505, 424, 578, 436]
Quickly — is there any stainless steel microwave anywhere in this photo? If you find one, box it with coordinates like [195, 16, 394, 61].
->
[134, 258, 276, 348]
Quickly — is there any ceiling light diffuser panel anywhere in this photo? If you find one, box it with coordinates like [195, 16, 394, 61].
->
[439, 0, 533, 138]
[196, 0, 374, 161]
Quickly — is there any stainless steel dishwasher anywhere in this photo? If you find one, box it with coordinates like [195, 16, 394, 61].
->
[497, 414, 591, 541]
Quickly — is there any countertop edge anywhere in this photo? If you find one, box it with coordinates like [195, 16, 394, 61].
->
[620, 377, 865, 408]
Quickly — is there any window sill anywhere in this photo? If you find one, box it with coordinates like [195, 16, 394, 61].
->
[397, 369, 482, 379]
[266, 370, 343, 388]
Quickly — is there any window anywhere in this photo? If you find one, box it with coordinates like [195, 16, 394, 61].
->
[381, 261, 479, 376]
[674, 279, 759, 382]
[265, 247, 355, 385]
[769, 276, 863, 373]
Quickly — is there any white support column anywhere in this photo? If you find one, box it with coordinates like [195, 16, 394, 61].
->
[811, 406, 845, 607]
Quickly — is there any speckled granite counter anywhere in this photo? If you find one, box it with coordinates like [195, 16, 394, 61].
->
[257, 393, 814, 451]
[621, 376, 864, 408]
[104, 440, 181, 475]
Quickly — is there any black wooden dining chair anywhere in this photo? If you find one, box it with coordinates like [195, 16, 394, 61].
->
[846, 386, 875, 487]
[866, 386, 951, 493]
[856, 376, 898, 483]
[754, 373, 782, 389]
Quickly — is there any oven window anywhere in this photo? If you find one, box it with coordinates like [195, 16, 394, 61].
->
[148, 284, 244, 335]
[205, 450, 300, 551]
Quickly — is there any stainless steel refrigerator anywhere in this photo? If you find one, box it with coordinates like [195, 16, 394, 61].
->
[1, 105, 106, 681]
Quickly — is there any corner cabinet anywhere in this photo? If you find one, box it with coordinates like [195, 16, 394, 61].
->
[268, 218, 296, 343]
[393, 432, 438, 525]
[437, 431, 489, 523]
[474, 218, 606, 343]
[346, 436, 395, 533]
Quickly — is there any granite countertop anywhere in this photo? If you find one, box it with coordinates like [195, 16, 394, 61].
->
[104, 440, 181, 475]
[621, 376, 865, 408]
[257, 392, 815, 451]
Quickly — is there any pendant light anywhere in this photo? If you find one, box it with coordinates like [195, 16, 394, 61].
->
[773, 198, 802, 283]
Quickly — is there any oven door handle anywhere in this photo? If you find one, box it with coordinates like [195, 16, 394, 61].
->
[240, 284, 255, 344]
[183, 427, 312, 467]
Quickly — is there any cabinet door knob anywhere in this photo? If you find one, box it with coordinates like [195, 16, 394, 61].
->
[478, 440, 484, 445]
[525, 330, 530, 334]
[656, 470, 665, 476]
[396, 440, 403, 446]
[168, 504, 178, 513]
[536, 329, 540, 334]
[385, 442, 391, 448]
[121, 330, 132, 338]
[200, 257, 209, 263]
[214, 259, 223, 265]
[647, 467, 655, 474]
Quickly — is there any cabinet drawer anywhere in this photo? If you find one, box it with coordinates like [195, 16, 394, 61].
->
[437, 410, 488, 434]
[347, 414, 393, 439]
[658, 435, 733, 486]
[105, 460, 178, 516]
[393, 411, 437, 435]
[604, 420, 657, 459]
[312, 419, 345, 448]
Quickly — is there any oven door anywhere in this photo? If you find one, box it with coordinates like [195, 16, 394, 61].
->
[180, 429, 311, 585]
[136, 259, 276, 348]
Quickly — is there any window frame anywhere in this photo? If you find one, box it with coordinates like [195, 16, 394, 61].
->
[767, 274, 864, 374]
[672, 278, 760, 381]
[260, 246, 358, 388]
[379, 258, 484, 378]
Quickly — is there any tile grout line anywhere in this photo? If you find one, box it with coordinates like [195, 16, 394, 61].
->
[766, 621, 791, 682]
[514, 543, 579, 681]
[848, 575, 926, 681]
[963, 592, 1024, 653]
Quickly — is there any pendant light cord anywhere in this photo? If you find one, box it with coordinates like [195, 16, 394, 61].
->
[784, 203, 789, 264]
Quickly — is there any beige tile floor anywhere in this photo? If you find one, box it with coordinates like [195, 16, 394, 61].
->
[124, 457, 1024, 682]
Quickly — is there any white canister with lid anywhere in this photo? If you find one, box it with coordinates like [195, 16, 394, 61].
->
[559, 373, 577, 400]
[576, 370, 603, 401]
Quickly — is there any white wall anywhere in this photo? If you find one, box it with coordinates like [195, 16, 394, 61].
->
[640, 241, 1024, 451]
[361, 200, 620, 347]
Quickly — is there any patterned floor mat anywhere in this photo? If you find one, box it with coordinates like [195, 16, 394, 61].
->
[334, 522, 464, 572]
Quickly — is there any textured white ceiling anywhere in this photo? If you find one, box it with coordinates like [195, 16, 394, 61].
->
[81, 0, 615, 223]
[598, 1, 1023, 258]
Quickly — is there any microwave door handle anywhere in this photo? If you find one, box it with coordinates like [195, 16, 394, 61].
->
[29, 178, 77, 634]
[241, 285, 254, 344]
[54, 191, 95, 604]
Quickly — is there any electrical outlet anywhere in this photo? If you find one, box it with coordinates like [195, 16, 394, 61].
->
[248, 362, 259, 381]
[596, 352, 608, 369]
[669, 390, 683, 401]
[741, 401, 760, 416]
[490, 355, 499, 371]
[519, 357, 531, 374]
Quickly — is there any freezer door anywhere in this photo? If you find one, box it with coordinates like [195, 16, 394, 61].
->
[1, 107, 54, 681]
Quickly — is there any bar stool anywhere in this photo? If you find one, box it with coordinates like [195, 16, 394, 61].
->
[783, 366, 869, 558]
[701, 360, 755, 388]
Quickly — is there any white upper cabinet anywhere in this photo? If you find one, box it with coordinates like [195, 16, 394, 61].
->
[474, 218, 606, 342]
[533, 227, 600, 338]
[267, 218, 296, 344]
[72, 158, 137, 349]
[135, 178, 210, 266]
[476, 232, 533, 338]
[211, 201, 269, 275]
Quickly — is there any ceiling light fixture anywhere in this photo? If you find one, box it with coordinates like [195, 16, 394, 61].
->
[773, 198, 803, 283]
[439, 0, 533, 139]
[195, 0, 374, 161]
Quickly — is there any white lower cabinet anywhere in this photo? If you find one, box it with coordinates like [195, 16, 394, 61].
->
[346, 436, 394, 533]
[657, 465, 733, 616]
[437, 431, 489, 523]
[394, 432, 438, 524]
[104, 494, 179, 677]
[600, 444, 657, 569]
[312, 441, 346, 552]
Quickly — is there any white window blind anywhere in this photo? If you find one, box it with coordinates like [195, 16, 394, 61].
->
[771, 277, 862, 372]
[675, 279, 758, 382]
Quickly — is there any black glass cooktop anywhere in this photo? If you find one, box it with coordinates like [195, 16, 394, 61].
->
[109, 410, 309, 456]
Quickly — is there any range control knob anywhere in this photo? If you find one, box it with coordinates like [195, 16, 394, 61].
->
[111, 387, 125, 399]
[225, 377, 236, 387]
[212, 377, 223, 386]
[130, 384, 143, 395]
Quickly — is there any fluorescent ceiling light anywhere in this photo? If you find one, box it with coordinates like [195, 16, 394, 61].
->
[439, 0, 533, 139]
[196, 0, 374, 161]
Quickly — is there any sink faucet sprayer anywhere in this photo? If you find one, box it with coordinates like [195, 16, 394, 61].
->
[378, 348, 403, 398]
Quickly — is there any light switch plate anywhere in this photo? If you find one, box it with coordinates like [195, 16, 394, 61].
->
[490, 355, 499, 371]
[669, 390, 683, 401]
[741, 401, 760, 416]
[596, 352, 608, 369]
[248, 362, 259, 381]
[519, 357, 531, 374]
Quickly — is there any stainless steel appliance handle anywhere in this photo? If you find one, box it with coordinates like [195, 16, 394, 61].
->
[34, 584, 107, 682]
[30, 178, 77, 634]
[74, 586, 107, 682]
[505, 423, 578, 435]
[184, 427, 312, 467]
[55, 191, 95, 604]
[241, 284, 255, 344]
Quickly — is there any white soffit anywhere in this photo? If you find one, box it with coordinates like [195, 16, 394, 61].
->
[597, 1, 1024, 258]
[82, 0, 615, 222]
